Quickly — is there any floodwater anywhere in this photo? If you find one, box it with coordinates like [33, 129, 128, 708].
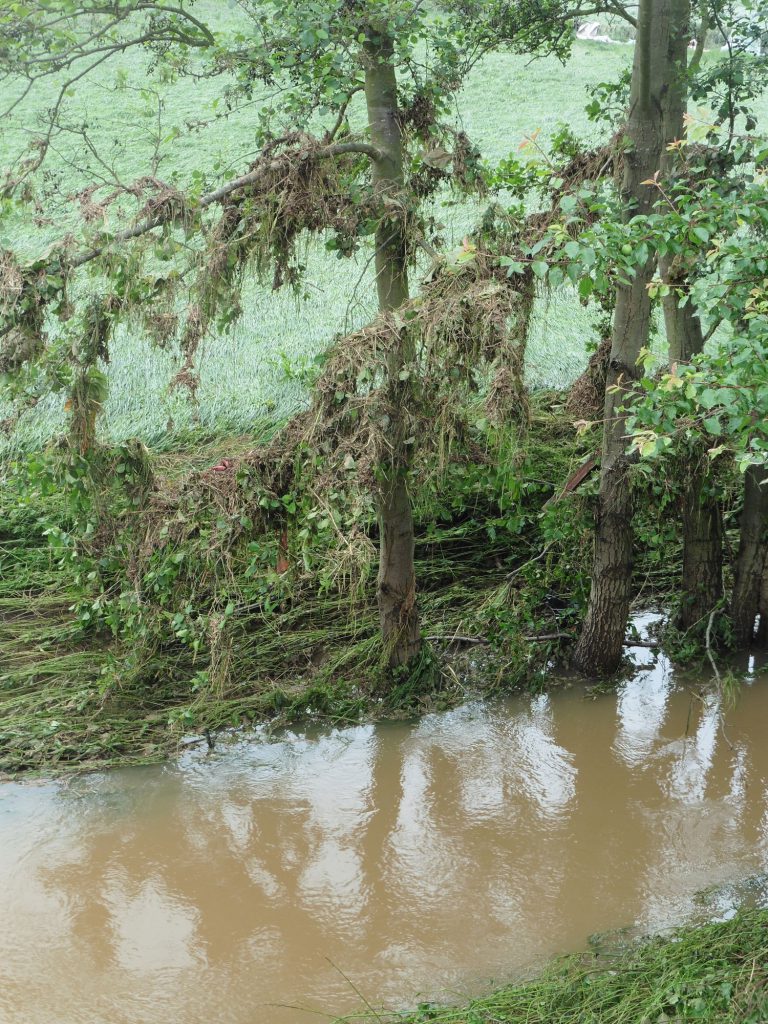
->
[3, 638, 768, 1024]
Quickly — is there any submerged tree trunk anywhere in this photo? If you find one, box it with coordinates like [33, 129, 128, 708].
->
[676, 430, 724, 629]
[731, 467, 768, 647]
[364, 28, 420, 667]
[574, 0, 672, 675]
[675, 452, 723, 634]
[660, 0, 724, 630]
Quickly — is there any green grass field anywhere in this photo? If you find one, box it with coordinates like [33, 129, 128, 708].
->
[2, 18, 765, 452]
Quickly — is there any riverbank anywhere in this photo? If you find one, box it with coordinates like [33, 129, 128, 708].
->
[381, 910, 768, 1024]
[0, 400, 699, 775]
[0, 406, 582, 773]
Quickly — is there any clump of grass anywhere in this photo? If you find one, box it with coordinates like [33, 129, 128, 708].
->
[349, 909, 768, 1023]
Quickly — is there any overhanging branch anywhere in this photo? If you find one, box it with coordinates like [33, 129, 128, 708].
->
[46, 140, 383, 271]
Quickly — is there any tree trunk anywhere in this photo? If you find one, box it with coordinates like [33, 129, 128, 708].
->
[756, 560, 768, 648]
[660, 0, 704, 367]
[689, 0, 708, 73]
[731, 466, 768, 648]
[363, 28, 420, 667]
[678, 467, 723, 629]
[660, 0, 724, 630]
[574, 0, 672, 675]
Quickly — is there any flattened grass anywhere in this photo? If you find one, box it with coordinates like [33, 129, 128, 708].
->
[0, 497, 526, 775]
[353, 909, 768, 1023]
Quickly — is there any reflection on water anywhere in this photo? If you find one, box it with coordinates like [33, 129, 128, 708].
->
[2, 649, 768, 1024]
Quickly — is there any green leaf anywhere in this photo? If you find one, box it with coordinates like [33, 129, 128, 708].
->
[548, 267, 564, 289]
[499, 257, 524, 276]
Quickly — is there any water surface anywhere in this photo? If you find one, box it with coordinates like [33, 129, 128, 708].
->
[3, 645, 768, 1023]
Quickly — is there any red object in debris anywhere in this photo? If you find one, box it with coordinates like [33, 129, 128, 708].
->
[211, 458, 234, 473]
[276, 529, 290, 574]
[543, 453, 600, 509]
[561, 454, 598, 495]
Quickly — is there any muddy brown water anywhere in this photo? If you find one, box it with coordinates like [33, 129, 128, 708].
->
[3, 638, 768, 1024]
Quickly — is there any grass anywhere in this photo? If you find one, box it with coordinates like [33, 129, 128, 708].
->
[348, 909, 768, 1023]
[4, 17, 766, 453]
[0, 401, 596, 774]
[0, 522, 520, 775]
[0, 22, 648, 452]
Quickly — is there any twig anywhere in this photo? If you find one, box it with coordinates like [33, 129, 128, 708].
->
[425, 632, 658, 646]
[506, 542, 553, 581]
[425, 633, 488, 644]
[705, 607, 721, 684]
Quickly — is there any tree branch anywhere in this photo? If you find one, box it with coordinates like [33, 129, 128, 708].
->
[325, 141, 383, 161]
[41, 140, 382, 270]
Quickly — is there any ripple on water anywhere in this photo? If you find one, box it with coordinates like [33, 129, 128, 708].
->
[2, 648, 768, 1024]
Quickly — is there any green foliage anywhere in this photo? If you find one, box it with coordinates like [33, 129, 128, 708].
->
[628, 335, 768, 470]
[585, 68, 631, 125]
[621, 143, 768, 473]
[0, 405, 610, 771]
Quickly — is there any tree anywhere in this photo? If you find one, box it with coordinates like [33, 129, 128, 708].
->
[757, 560, 768, 647]
[362, 24, 418, 664]
[661, 0, 768, 634]
[731, 467, 768, 645]
[573, 0, 674, 675]
[1, 0, 532, 670]
[621, 148, 768, 650]
[658, 0, 724, 633]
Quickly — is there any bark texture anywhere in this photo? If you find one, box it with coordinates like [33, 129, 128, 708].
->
[364, 28, 420, 667]
[659, 0, 705, 367]
[731, 467, 768, 647]
[678, 468, 723, 630]
[574, 0, 673, 675]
